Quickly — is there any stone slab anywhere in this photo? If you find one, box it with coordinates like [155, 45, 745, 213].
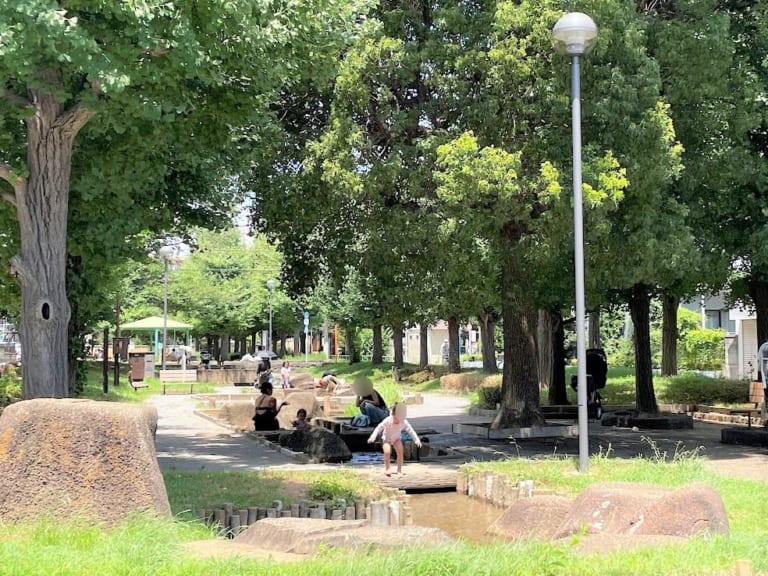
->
[601, 411, 693, 430]
[451, 422, 578, 439]
[721, 427, 768, 447]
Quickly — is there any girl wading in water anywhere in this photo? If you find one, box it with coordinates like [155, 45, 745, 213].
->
[367, 403, 422, 477]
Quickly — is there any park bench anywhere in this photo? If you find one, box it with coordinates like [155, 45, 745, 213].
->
[158, 369, 198, 395]
[127, 369, 149, 391]
[726, 408, 761, 429]
[698, 405, 763, 429]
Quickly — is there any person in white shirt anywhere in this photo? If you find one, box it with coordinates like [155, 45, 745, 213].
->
[367, 403, 422, 477]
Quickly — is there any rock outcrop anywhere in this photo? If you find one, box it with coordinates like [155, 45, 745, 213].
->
[236, 517, 452, 553]
[278, 426, 352, 463]
[0, 398, 170, 525]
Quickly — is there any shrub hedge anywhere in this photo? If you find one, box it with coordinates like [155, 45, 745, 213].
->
[660, 373, 749, 405]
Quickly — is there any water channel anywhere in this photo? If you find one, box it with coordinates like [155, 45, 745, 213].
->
[408, 492, 504, 543]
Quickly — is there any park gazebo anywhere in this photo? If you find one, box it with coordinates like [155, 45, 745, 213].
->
[120, 316, 193, 361]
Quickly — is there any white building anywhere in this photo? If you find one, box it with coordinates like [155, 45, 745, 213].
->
[683, 295, 757, 380]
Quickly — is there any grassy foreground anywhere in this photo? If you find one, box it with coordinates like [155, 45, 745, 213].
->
[1, 455, 766, 575]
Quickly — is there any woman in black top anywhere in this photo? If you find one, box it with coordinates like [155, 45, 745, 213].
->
[252, 381, 288, 431]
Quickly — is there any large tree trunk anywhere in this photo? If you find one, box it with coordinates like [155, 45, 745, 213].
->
[549, 310, 569, 405]
[419, 324, 429, 369]
[447, 316, 461, 373]
[628, 285, 658, 414]
[748, 279, 768, 352]
[10, 86, 94, 398]
[65, 256, 88, 397]
[219, 334, 230, 362]
[344, 325, 360, 364]
[371, 323, 384, 364]
[479, 310, 499, 374]
[392, 323, 404, 368]
[537, 309, 553, 391]
[492, 301, 542, 428]
[588, 309, 601, 349]
[492, 245, 543, 428]
[661, 293, 679, 376]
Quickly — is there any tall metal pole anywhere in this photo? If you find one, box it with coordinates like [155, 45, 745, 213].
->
[268, 288, 273, 352]
[162, 258, 168, 371]
[571, 54, 589, 473]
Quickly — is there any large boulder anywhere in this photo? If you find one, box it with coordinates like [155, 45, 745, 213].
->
[487, 495, 572, 540]
[0, 398, 170, 525]
[555, 482, 669, 538]
[278, 427, 352, 463]
[288, 372, 315, 390]
[554, 482, 728, 539]
[222, 401, 258, 431]
[236, 517, 452, 554]
[635, 483, 729, 537]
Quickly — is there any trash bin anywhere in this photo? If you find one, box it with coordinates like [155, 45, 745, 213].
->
[128, 352, 146, 381]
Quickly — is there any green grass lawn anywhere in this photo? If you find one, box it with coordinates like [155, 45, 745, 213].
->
[77, 366, 216, 402]
[1, 455, 765, 575]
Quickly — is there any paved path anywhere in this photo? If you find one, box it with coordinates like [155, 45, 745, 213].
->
[149, 390, 768, 483]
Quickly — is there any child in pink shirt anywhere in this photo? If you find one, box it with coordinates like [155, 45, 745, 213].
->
[367, 403, 422, 476]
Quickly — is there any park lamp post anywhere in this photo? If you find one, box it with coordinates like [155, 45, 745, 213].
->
[267, 279, 275, 353]
[552, 12, 598, 473]
[159, 245, 175, 371]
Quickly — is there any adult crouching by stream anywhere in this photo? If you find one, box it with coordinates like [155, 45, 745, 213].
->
[353, 377, 388, 426]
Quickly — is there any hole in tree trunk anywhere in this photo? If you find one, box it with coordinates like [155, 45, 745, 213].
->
[40, 301, 51, 320]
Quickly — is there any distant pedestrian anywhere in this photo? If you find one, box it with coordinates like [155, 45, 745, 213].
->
[440, 339, 449, 365]
[280, 361, 292, 389]
[367, 403, 421, 477]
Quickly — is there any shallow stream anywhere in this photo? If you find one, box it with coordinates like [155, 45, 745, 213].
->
[408, 492, 503, 543]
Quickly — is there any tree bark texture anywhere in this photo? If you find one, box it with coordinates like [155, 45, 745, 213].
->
[492, 246, 543, 428]
[219, 334, 230, 362]
[492, 300, 542, 428]
[419, 324, 429, 369]
[344, 325, 359, 364]
[391, 323, 404, 368]
[537, 309, 553, 392]
[479, 311, 498, 374]
[748, 279, 768, 352]
[371, 323, 383, 364]
[549, 310, 569, 405]
[588, 309, 601, 349]
[628, 285, 658, 413]
[447, 316, 461, 373]
[65, 255, 86, 396]
[661, 293, 679, 376]
[14, 86, 94, 398]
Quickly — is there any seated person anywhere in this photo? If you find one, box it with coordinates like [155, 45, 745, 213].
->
[353, 377, 388, 426]
[292, 408, 311, 431]
[252, 381, 289, 431]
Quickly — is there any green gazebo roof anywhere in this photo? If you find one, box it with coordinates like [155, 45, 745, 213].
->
[120, 316, 193, 331]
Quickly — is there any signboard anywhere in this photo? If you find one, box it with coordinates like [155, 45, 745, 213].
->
[112, 337, 127, 358]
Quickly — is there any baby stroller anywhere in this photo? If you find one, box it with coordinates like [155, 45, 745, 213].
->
[570, 348, 608, 419]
